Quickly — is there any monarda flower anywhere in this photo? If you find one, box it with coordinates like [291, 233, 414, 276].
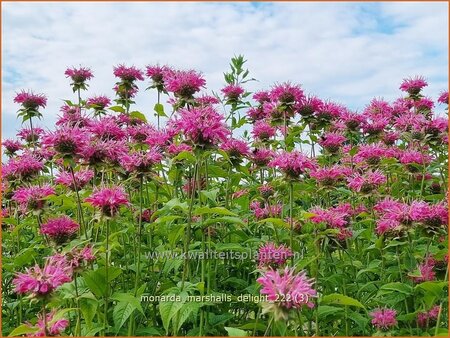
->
[113, 64, 144, 82]
[411, 201, 448, 233]
[221, 84, 245, 101]
[270, 82, 304, 105]
[417, 305, 440, 328]
[3, 139, 22, 156]
[251, 148, 274, 167]
[65, 66, 93, 85]
[49, 246, 95, 276]
[87, 95, 111, 115]
[370, 308, 397, 330]
[438, 91, 448, 104]
[310, 165, 352, 186]
[12, 185, 55, 212]
[399, 149, 432, 172]
[347, 170, 386, 193]
[146, 64, 171, 91]
[257, 242, 293, 268]
[250, 201, 282, 220]
[258, 184, 274, 199]
[170, 106, 229, 148]
[220, 138, 250, 163]
[88, 117, 126, 141]
[13, 260, 71, 297]
[55, 169, 94, 190]
[297, 96, 322, 117]
[246, 107, 268, 121]
[26, 310, 69, 336]
[319, 132, 346, 153]
[257, 267, 316, 320]
[252, 120, 276, 141]
[400, 76, 428, 95]
[17, 127, 45, 143]
[354, 142, 397, 165]
[310, 203, 353, 229]
[253, 90, 271, 105]
[14, 90, 47, 110]
[127, 123, 155, 143]
[269, 150, 316, 180]
[119, 148, 163, 174]
[56, 107, 90, 128]
[195, 94, 220, 106]
[42, 127, 88, 156]
[3, 153, 43, 180]
[166, 143, 193, 156]
[40, 216, 80, 245]
[164, 69, 206, 99]
[411, 256, 436, 283]
[339, 109, 364, 130]
[314, 101, 343, 122]
[85, 186, 129, 217]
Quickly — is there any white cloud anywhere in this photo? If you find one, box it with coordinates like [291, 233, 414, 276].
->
[2, 1, 448, 141]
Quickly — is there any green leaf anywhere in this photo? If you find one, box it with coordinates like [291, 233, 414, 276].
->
[176, 302, 201, 332]
[194, 206, 238, 217]
[320, 293, 365, 309]
[8, 324, 39, 337]
[225, 327, 248, 336]
[415, 281, 447, 297]
[159, 298, 184, 335]
[380, 282, 413, 295]
[111, 293, 144, 315]
[130, 111, 147, 122]
[113, 301, 136, 332]
[80, 297, 98, 329]
[109, 105, 125, 113]
[154, 103, 167, 117]
[318, 305, 344, 319]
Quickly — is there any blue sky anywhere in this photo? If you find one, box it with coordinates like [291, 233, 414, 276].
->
[2, 1, 448, 142]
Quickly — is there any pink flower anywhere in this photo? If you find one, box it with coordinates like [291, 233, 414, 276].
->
[3, 139, 22, 155]
[269, 150, 316, 179]
[113, 85, 138, 98]
[298, 96, 323, 117]
[56, 107, 90, 128]
[3, 153, 43, 180]
[80, 139, 127, 165]
[65, 66, 93, 83]
[257, 267, 316, 319]
[85, 186, 129, 217]
[49, 246, 95, 276]
[417, 305, 440, 327]
[12, 185, 55, 211]
[119, 148, 163, 173]
[310, 203, 353, 229]
[370, 308, 397, 330]
[113, 64, 144, 82]
[17, 127, 44, 143]
[246, 107, 268, 121]
[400, 76, 428, 94]
[258, 184, 274, 199]
[252, 120, 276, 141]
[347, 170, 386, 193]
[414, 97, 434, 111]
[88, 116, 126, 141]
[221, 84, 244, 101]
[310, 165, 352, 186]
[87, 95, 111, 111]
[339, 109, 365, 130]
[251, 148, 274, 167]
[145, 64, 171, 87]
[167, 143, 193, 156]
[319, 132, 346, 153]
[232, 189, 248, 199]
[42, 127, 89, 156]
[164, 69, 206, 98]
[145, 128, 172, 148]
[315, 101, 344, 121]
[14, 90, 47, 109]
[26, 309, 69, 336]
[170, 106, 229, 147]
[270, 82, 304, 104]
[13, 260, 71, 297]
[220, 138, 250, 160]
[258, 242, 293, 268]
[40, 216, 79, 244]
[195, 94, 220, 106]
[438, 91, 448, 104]
[412, 257, 436, 283]
[399, 149, 432, 171]
[354, 142, 396, 165]
[253, 90, 271, 104]
[250, 201, 282, 220]
[55, 169, 94, 190]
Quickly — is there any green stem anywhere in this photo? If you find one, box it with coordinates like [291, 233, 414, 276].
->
[104, 218, 110, 333]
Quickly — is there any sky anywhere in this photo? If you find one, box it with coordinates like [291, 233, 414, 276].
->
[1, 1, 449, 142]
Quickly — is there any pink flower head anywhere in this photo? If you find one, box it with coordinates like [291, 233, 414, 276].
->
[310, 165, 352, 186]
[339, 109, 364, 130]
[221, 84, 244, 101]
[40, 216, 79, 244]
[246, 106, 268, 121]
[250, 201, 282, 220]
[87, 95, 111, 111]
[257, 267, 316, 319]
[251, 148, 274, 167]
[12, 185, 55, 211]
[3, 139, 22, 155]
[310, 204, 352, 229]
[13, 260, 71, 297]
[195, 93, 220, 106]
[42, 127, 88, 156]
[64, 66, 93, 83]
[270, 82, 304, 105]
[259, 184, 274, 199]
[269, 150, 316, 179]
[232, 189, 249, 199]
[119, 148, 163, 173]
[145, 128, 172, 148]
[166, 142, 193, 156]
[347, 170, 386, 193]
[438, 91, 449, 104]
[164, 69, 206, 98]
[145, 64, 171, 86]
[170, 106, 229, 148]
[26, 309, 69, 336]
[220, 138, 250, 160]
[297, 96, 323, 117]
[88, 116, 126, 141]
[80, 139, 127, 165]
[315, 101, 344, 121]
[252, 120, 276, 141]
[56, 107, 90, 128]
[3, 153, 43, 180]
[370, 308, 397, 330]
[399, 149, 432, 172]
[252, 90, 271, 105]
[412, 257, 436, 283]
[354, 142, 396, 165]
[319, 132, 346, 153]
[17, 127, 44, 143]
[400, 76, 428, 95]
[258, 242, 293, 268]
[55, 169, 94, 190]
[113, 64, 144, 82]
[417, 305, 441, 327]
[14, 90, 47, 109]
[414, 97, 434, 111]
[49, 246, 95, 276]
[85, 186, 129, 217]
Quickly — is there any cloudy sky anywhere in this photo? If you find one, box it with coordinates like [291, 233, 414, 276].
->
[2, 1, 448, 141]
